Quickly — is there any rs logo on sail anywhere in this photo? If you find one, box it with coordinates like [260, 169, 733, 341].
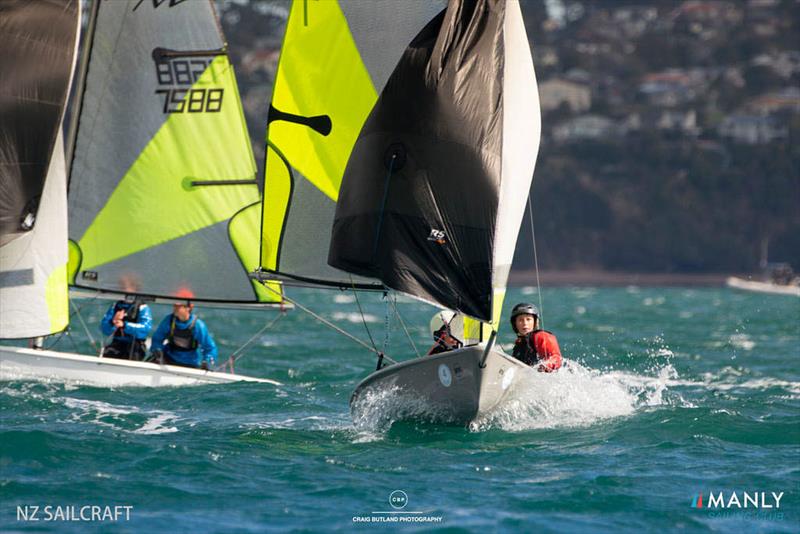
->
[690, 492, 784, 509]
[427, 229, 447, 245]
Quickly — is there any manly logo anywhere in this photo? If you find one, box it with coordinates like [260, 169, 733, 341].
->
[427, 229, 447, 245]
[690, 491, 784, 509]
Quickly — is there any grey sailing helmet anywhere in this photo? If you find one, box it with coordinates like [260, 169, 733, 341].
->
[510, 302, 539, 333]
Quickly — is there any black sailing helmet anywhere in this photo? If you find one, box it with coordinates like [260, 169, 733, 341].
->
[510, 302, 539, 333]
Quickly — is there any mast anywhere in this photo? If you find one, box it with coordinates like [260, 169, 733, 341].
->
[65, 0, 100, 185]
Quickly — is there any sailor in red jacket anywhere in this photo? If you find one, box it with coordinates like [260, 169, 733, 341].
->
[510, 303, 562, 372]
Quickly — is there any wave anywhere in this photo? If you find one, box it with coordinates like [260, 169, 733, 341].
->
[59, 397, 180, 434]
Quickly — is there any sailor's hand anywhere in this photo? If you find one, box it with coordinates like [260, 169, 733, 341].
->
[200, 362, 209, 371]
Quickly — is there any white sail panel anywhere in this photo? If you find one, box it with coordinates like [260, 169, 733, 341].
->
[491, 0, 541, 322]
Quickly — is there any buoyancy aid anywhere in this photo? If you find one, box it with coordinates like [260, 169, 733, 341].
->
[114, 299, 142, 323]
[512, 329, 562, 371]
[168, 315, 198, 352]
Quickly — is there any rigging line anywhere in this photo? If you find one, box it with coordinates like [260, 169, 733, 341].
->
[390, 295, 421, 358]
[66, 330, 82, 354]
[350, 276, 378, 354]
[382, 292, 390, 355]
[215, 311, 285, 372]
[259, 283, 397, 364]
[527, 194, 544, 328]
[371, 154, 396, 262]
[70, 299, 99, 352]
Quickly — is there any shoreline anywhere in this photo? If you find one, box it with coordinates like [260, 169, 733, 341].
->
[508, 270, 739, 287]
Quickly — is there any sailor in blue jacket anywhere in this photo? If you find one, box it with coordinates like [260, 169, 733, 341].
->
[101, 299, 153, 360]
[150, 301, 218, 369]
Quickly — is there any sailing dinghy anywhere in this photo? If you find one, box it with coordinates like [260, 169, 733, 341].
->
[0, 0, 282, 387]
[332, 0, 542, 425]
[253, 0, 541, 424]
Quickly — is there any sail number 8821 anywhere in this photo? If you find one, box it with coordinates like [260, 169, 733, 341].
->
[155, 88, 223, 114]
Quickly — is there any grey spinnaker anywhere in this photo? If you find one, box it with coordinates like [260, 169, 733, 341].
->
[329, 0, 541, 322]
[0, 0, 79, 245]
[0, 0, 80, 338]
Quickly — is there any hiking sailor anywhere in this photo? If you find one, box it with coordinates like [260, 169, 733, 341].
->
[150, 298, 218, 370]
[509, 303, 562, 372]
[100, 298, 153, 360]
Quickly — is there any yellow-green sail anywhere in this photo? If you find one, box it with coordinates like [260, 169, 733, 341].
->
[68, 0, 279, 304]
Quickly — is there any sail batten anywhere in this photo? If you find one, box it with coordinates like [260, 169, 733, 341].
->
[67, 0, 279, 305]
[329, 0, 540, 323]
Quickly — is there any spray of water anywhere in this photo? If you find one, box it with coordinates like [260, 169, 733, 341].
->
[350, 360, 678, 435]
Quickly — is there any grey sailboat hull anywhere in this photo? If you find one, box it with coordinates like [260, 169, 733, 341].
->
[350, 344, 529, 425]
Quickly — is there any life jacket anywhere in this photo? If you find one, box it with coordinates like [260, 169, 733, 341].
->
[168, 315, 198, 352]
[512, 329, 559, 367]
[114, 299, 142, 323]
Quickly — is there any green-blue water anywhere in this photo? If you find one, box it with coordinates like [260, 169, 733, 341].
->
[2, 287, 799, 532]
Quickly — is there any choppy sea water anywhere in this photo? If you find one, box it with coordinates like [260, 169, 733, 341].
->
[1, 287, 798, 532]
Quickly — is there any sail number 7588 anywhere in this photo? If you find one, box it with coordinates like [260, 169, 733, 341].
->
[153, 57, 224, 114]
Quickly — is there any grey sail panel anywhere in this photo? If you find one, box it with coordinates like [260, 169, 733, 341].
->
[0, 0, 80, 245]
[73, 219, 259, 302]
[330, 0, 539, 322]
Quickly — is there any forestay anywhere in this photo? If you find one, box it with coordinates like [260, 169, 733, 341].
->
[68, 0, 279, 304]
[329, 0, 540, 323]
[0, 0, 81, 337]
[258, 0, 445, 288]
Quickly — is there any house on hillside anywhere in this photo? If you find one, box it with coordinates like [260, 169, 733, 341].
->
[553, 115, 624, 142]
[718, 114, 788, 144]
[539, 78, 591, 113]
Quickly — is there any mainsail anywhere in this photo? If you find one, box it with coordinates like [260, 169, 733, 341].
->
[258, 0, 445, 288]
[68, 0, 279, 304]
[329, 0, 541, 323]
[0, 0, 81, 337]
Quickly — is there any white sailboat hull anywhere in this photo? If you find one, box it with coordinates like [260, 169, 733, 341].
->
[726, 277, 800, 297]
[0, 345, 279, 387]
[350, 344, 529, 425]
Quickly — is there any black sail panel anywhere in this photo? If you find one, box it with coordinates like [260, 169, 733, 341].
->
[0, 0, 79, 244]
[329, 0, 505, 321]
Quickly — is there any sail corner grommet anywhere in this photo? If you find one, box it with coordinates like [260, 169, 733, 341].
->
[384, 143, 407, 173]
